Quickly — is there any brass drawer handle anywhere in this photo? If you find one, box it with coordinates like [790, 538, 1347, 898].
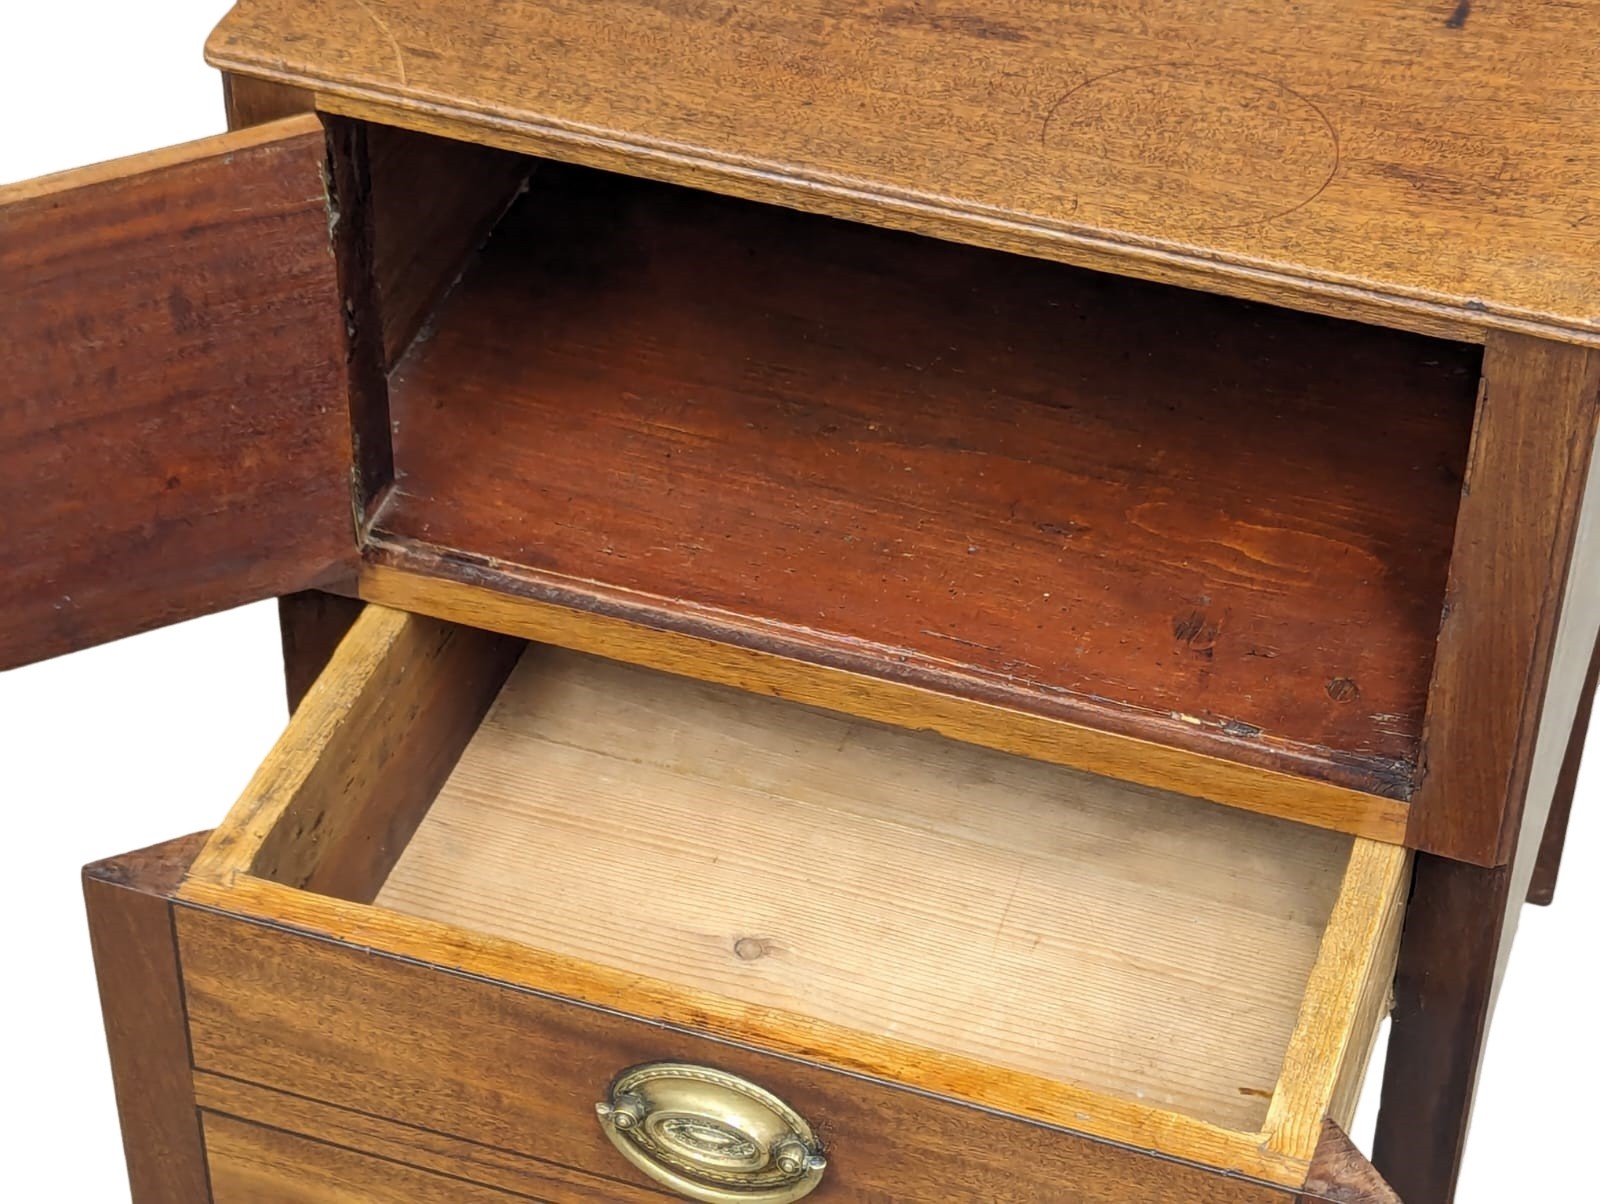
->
[596, 1063, 827, 1202]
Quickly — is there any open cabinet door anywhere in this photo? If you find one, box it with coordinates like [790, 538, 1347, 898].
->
[0, 114, 355, 670]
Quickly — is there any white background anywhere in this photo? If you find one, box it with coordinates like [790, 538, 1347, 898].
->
[1, 4, 1594, 1199]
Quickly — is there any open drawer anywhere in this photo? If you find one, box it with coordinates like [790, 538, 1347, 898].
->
[172, 604, 1407, 1202]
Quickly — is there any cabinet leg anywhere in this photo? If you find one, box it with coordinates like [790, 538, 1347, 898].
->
[83, 834, 214, 1204]
[1372, 855, 1510, 1204]
[1528, 630, 1599, 905]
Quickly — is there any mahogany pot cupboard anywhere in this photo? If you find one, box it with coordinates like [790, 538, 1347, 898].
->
[3, 3, 1595, 1202]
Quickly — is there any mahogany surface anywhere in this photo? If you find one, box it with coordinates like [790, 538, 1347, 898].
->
[35, 7, 1599, 1203]
[209, 0, 1600, 346]
[377, 165, 1480, 799]
[199, 1075, 674, 1202]
[83, 835, 213, 1204]
[176, 903, 1399, 1202]
[0, 117, 355, 670]
[1408, 334, 1600, 862]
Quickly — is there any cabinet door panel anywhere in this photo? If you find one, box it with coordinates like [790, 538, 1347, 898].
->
[0, 115, 354, 669]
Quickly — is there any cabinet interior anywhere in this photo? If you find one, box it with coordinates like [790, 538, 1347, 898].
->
[338, 118, 1482, 814]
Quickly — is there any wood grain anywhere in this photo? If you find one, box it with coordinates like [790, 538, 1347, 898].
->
[376, 645, 1351, 1135]
[221, 72, 314, 128]
[1263, 843, 1407, 1159]
[361, 123, 531, 366]
[1377, 468, 1600, 1194]
[176, 902, 1341, 1198]
[183, 607, 1401, 1181]
[1324, 886, 1406, 1135]
[83, 834, 211, 1204]
[1411, 333, 1600, 863]
[209, 1, 1600, 347]
[277, 591, 366, 712]
[0, 116, 355, 670]
[193, 605, 519, 902]
[196, 1079, 1399, 1204]
[182, 861, 1390, 1190]
[185, 873, 1299, 1182]
[1304, 1123, 1401, 1204]
[196, 1074, 671, 1202]
[204, 1113, 525, 1203]
[359, 560, 1410, 843]
[316, 114, 394, 525]
[375, 165, 1476, 803]
[196, 1077, 1397, 1204]
[1377, 411, 1600, 1198]
[320, 115, 534, 522]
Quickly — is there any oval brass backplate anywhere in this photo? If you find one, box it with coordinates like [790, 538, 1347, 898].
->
[595, 1063, 826, 1203]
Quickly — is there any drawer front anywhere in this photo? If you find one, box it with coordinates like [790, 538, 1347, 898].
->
[205, 1112, 518, 1203]
[0, 115, 357, 673]
[177, 905, 1317, 1204]
[198, 1075, 671, 1203]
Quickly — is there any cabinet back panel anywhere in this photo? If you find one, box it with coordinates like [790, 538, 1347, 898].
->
[376, 165, 1479, 799]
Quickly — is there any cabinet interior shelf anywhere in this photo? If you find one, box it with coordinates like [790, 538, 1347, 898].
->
[370, 161, 1481, 806]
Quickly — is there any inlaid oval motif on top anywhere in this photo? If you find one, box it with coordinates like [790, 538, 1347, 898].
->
[1040, 63, 1339, 234]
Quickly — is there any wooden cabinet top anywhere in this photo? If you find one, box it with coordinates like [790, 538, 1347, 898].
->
[210, 0, 1599, 347]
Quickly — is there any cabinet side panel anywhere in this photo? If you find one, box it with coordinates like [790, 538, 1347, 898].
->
[204, 1113, 520, 1203]
[221, 73, 316, 128]
[1410, 333, 1600, 861]
[197, 1074, 671, 1202]
[278, 591, 367, 712]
